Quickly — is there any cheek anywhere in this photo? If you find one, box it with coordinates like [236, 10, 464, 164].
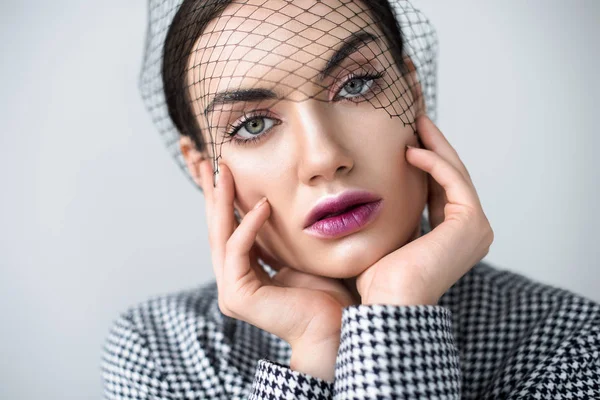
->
[223, 151, 288, 217]
[340, 108, 416, 161]
[223, 153, 297, 270]
[226, 164, 267, 214]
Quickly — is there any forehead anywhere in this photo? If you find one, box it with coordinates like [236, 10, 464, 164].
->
[187, 0, 382, 104]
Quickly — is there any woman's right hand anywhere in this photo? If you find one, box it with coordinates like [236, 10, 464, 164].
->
[199, 159, 356, 381]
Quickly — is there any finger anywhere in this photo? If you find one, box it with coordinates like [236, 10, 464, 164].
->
[414, 217, 487, 298]
[426, 172, 448, 229]
[273, 267, 355, 307]
[221, 199, 305, 339]
[223, 195, 270, 284]
[199, 158, 215, 222]
[199, 158, 225, 288]
[211, 162, 237, 284]
[406, 146, 482, 209]
[416, 115, 473, 184]
[229, 203, 283, 275]
[231, 208, 241, 236]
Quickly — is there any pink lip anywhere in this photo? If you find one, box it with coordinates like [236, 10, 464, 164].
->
[303, 200, 383, 239]
[304, 189, 382, 229]
[303, 189, 383, 239]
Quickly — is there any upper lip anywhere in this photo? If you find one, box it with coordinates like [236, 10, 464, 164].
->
[303, 189, 382, 229]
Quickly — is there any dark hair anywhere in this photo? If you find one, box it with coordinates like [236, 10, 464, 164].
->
[162, 0, 407, 154]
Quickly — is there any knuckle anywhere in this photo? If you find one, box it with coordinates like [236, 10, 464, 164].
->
[456, 205, 479, 224]
[487, 226, 495, 245]
[217, 297, 231, 317]
[224, 284, 250, 313]
[482, 245, 490, 257]
[220, 294, 240, 317]
[478, 217, 495, 248]
[480, 216, 494, 242]
[461, 208, 495, 248]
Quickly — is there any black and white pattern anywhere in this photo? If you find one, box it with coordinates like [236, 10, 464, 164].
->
[102, 259, 600, 399]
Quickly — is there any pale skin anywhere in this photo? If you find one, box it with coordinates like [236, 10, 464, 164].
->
[178, 0, 494, 382]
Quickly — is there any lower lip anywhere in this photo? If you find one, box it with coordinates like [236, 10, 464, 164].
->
[304, 200, 383, 239]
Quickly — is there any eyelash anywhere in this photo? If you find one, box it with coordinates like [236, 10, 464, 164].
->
[331, 70, 385, 102]
[223, 70, 386, 147]
[223, 110, 280, 147]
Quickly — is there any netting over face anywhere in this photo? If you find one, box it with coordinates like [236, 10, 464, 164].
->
[139, 0, 437, 190]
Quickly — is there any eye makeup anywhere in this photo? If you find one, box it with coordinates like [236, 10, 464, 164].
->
[221, 68, 386, 146]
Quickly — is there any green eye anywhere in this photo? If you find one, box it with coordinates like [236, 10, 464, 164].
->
[224, 113, 278, 146]
[228, 116, 276, 142]
[244, 118, 265, 134]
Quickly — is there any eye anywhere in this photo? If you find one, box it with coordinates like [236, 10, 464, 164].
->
[332, 71, 384, 102]
[225, 114, 277, 143]
[337, 77, 375, 98]
[239, 117, 272, 137]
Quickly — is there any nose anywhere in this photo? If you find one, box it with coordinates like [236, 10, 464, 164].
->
[294, 101, 354, 185]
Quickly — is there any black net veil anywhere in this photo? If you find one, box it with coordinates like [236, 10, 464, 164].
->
[139, 0, 438, 193]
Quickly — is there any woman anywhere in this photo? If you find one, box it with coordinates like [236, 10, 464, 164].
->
[102, 0, 600, 398]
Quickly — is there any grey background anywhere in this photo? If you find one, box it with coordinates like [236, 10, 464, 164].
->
[1, 1, 598, 398]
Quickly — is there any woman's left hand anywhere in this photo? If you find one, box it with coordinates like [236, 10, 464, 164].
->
[356, 115, 495, 306]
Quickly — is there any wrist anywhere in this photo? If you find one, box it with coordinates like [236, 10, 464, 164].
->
[290, 336, 340, 382]
[362, 291, 439, 306]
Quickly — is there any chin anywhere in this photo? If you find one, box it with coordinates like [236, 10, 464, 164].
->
[298, 238, 393, 279]
[298, 217, 423, 279]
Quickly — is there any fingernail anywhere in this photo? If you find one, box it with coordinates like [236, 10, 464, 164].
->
[253, 197, 268, 210]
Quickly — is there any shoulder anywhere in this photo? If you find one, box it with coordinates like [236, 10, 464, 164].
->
[444, 260, 600, 338]
[101, 280, 232, 398]
[441, 261, 600, 397]
[108, 279, 223, 335]
[103, 280, 227, 358]
[449, 260, 600, 318]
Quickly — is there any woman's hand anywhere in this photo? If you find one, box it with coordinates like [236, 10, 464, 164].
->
[199, 159, 356, 381]
[356, 115, 495, 306]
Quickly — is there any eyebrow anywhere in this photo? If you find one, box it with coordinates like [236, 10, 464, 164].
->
[203, 88, 277, 116]
[203, 30, 380, 116]
[317, 30, 380, 81]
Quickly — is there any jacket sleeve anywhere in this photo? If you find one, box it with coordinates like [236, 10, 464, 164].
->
[332, 304, 461, 399]
[249, 359, 333, 399]
[101, 310, 333, 399]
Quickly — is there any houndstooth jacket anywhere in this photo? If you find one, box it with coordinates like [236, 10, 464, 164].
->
[102, 220, 600, 399]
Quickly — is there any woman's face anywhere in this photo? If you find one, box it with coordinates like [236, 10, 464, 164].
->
[181, 0, 428, 279]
